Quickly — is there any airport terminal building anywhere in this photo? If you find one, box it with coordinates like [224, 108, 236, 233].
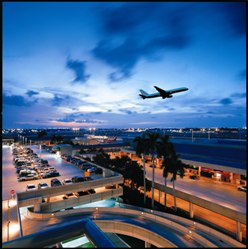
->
[120, 136, 246, 185]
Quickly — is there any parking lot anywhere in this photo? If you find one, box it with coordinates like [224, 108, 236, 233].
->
[2, 144, 103, 200]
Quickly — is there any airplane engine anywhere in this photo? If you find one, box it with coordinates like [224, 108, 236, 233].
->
[167, 95, 173, 98]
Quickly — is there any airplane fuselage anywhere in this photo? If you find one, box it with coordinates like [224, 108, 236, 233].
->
[139, 86, 188, 99]
[144, 93, 161, 98]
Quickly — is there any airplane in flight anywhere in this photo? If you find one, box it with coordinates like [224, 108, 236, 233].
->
[139, 86, 189, 99]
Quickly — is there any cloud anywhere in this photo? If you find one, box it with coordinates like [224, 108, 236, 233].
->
[219, 2, 246, 37]
[231, 92, 246, 99]
[51, 94, 70, 106]
[92, 38, 139, 81]
[53, 113, 103, 124]
[3, 94, 37, 107]
[118, 108, 137, 115]
[56, 117, 103, 124]
[92, 3, 192, 81]
[102, 2, 157, 34]
[66, 58, 90, 83]
[219, 98, 232, 105]
[92, 112, 102, 115]
[26, 90, 39, 97]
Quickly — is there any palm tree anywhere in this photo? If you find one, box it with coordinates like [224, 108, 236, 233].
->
[93, 150, 111, 168]
[144, 132, 161, 209]
[133, 134, 149, 205]
[124, 160, 144, 190]
[164, 152, 185, 211]
[157, 134, 174, 208]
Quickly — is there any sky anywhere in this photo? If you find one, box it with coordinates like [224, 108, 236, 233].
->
[2, 2, 246, 129]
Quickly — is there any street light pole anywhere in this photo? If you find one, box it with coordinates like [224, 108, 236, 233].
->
[7, 200, 10, 241]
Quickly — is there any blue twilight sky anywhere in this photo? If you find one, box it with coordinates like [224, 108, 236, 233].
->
[2, 2, 246, 129]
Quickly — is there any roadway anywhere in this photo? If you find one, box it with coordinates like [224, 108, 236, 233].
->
[144, 162, 246, 213]
[12, 202, 245, 248]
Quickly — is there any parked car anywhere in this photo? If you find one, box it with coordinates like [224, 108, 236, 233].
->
[18, 173, 39, 181]
[87, 166, 97, 173]
[42, 171, 60, 178]
[105, 185, 116, 189]
[65, 155, 72, 162]
[19, 169, 37, 176]
[16, 166, 29, 174]
[38, 182, 49, 189]
[237, 185, 246, 192]
[81, 165, 92, 171]
[77, 161, 86, 166]
[15, 161, 28, 167]
[63, 193, 76, 199]
[71, 158, 81, 165]
[40, 159, 49, 166]
[88, 189, 96, 194]
[51, 178, 62, 187]
[189, 175, 199, 180]
[62, 179, 73, 185]
[71, 176, 85, 183]
[75, 191, 89, 197]
[26, 184, 37, 191]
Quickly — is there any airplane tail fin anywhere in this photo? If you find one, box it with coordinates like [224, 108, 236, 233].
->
[139, 89, 149, 99]
[140, 89, 148, 95]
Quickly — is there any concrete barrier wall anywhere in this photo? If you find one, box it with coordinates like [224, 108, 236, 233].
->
[118, 203, 246, 248]
[27, 206, 222, 247]
[17, 175, 123, 206]
[97, 208, 217, 248]
[39, 188, 123, 212]
[95, 220, 177, 248]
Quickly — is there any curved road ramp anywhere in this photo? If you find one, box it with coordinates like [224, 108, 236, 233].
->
[3, 204, 245, 248]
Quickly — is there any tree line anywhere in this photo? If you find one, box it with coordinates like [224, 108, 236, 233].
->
[93, 132, 188, 211]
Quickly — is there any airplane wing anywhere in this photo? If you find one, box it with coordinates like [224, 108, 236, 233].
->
[168, 88, 188, 94]
[154, 86, 188, 97]
[154, 86, 168, 98]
